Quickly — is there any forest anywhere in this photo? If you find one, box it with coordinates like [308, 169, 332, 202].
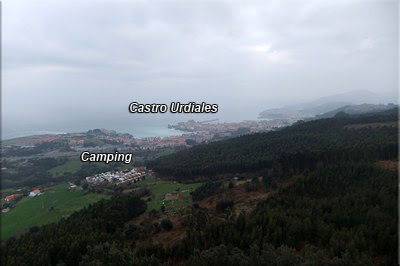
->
[148, 109, 398, 181]
[1, 109, 398, 265]
[1, 193, 147, 265]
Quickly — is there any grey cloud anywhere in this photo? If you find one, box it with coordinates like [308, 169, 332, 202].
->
[1, 0, 398, 136]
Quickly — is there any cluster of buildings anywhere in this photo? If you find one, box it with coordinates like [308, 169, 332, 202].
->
[4, 188, 42, 202]
[136, 135, 187, 150]
[85, 168, 146, 185]
[2, 188, 43, 213]
[170, 119, 291, 133]
[168, 119, 291, 142]
[3, 119, 293, 156]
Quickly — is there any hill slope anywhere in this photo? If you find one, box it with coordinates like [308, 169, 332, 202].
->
[148, 108, 398, 180]
[258, 90, 398, 119]
[1, 109, 398, 265]
[313, 103, 397, 119]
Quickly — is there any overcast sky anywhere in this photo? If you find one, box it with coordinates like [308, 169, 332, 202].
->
[1, 0, 398, 137]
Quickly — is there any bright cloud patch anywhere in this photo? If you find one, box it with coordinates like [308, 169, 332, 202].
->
[251, 44, 272, 53]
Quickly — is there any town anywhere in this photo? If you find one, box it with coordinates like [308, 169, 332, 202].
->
[168, 118, 292, 141]
[1, 119, 292, 155]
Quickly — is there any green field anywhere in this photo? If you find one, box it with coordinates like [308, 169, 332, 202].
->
[1, 183, 109, 241]
[49, 159, 107, 176]
[157, 147, 177, 156]
[133, 177, 202, 211]
[49, 160, 85, 175]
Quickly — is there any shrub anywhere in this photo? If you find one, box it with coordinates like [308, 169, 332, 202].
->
[160, 218, 173, 231]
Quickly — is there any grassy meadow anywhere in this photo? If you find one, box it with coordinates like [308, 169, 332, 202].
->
[1, 183, 109, 241]
[130, 176, 202, 212]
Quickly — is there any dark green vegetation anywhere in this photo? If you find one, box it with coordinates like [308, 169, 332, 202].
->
[2, 157, 68, 188]
[184, 162, 397, 265]
[190, 181, 222, 201]
[215, 198, 234, 212]
[160, 218, 174, 231]
[1, 109, 398, 265]
[149, 109, 398, 180]
[1, 194, 147, 265]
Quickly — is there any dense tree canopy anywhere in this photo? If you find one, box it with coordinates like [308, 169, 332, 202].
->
[1, 194, 146, 265]
[148, 109, 398, 181]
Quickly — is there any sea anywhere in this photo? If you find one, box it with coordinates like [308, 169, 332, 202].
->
[1, 125, 183, 141]
[1, 106, 264, 140]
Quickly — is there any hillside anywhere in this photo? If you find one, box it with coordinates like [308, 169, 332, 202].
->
[148, 108, 398, 181]
[1, 110, 398, 265]
[1, 183, 109, 241]
[313, 103, 397, 119]
[258, 90, 397, 119]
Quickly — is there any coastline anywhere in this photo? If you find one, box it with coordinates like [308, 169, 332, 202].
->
[1, 126, 183, 141]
